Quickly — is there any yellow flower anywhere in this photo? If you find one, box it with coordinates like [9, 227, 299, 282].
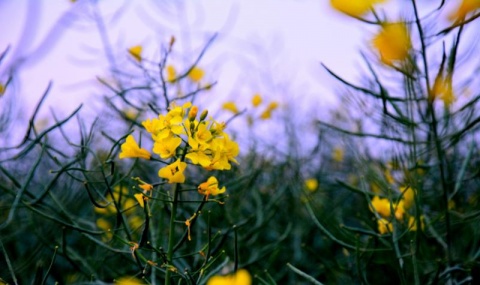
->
[166, 65, 176, 82]
[305, 178, 318, 192]
[431, 74, 455, 107]
[115, 276, 145, 285]
[188, 66, 205, 82]
[330, 0, 385, 17]
[332, 147, 344, 162]
[119, 135, 151, 160]
[448, 0, 480, 22]
[0, 83, 5, 96]
[128, 45, 142, 62]
[401, 186, 415, 209]
[134, 193, 145, 208]
[198, 176, 226, 199]
[158, 159, 187, 183]
[207, 269, 252, 285]
[222, 101, 239, 114]
[251, 93, 262, 107]
[153, 136, 182, 159]
[372, 22, 411, 65]
[370, 196, 405, 220]
[259, 101, 279, 120]
[407, 215, 425, 232]
[377, 218, 393, 234]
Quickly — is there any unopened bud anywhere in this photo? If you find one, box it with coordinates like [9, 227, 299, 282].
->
[188, 106, 198, 121]
[199, 109, 208, 121]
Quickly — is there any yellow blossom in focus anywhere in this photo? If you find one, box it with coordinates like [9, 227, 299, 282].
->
[331, 0, 385, 17]
[252, 94, 262, 107]
[207, 269, 252, 285]
[372, 22, 411, 65]
[119, 135, 151, 160]
[166, 65, 176, 82]
[116, 276, 145, 285]
[448, 0, 480, 22]
[305, 178, 318, 192]
[188, 66, 204, 82]
[332, 147, 344, 162]
[198, 176, 226, 199]
[222, 102, 239, 114]
[158, 159, 187, 183]
[128, 45, 142, 62]
[153, 136, 182, 159]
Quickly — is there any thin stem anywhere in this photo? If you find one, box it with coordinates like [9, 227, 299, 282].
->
[165, 182, 180, 285]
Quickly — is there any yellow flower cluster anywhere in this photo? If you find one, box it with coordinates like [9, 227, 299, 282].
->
[120, 102, 239, 191]
[369, 186, 423, 234]
[372, 22, 411, 65]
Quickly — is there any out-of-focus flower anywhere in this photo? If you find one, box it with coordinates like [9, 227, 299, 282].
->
[377, 218, 393, 234]
[207, 269, 252, 285]
[119, 135, 151, 160]
[401, 186, 415, 209]
[188, 66, 205, 82]
[372, 22, 411, 65]
[166, 65, 176, 82]
[305, 178, 318, 192]
[158, 159, 187, 183]
[448, 0, 480, 22]
[198, 176, 226, 198]
[431, 74, 455, 107]
[370, 196, 404, 219]
[260, 101, 279, 120]
[222, 102, 239, 114]
[330, 0, 386, 17]
[115, 276, 145, 285]
[128, 45, 143, 62]
[332, 147, 344, 162]
[0, 83, 5, 96]
[407, 215, 425, 231]
[251, 94, 262, 107]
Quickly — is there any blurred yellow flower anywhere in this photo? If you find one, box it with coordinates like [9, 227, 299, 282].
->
[116, 276, 145, 285]
[330, 0, 385, 17]
[222, 102, 239, 114]
[119, 135, 151, 160]
[251, 94, 262, 107]
[166, 65, 176, 82]
[305, 178, 318, 192]
[260, 101, 279, 120]
[377, 218, 393, 234]
[372, 22, 411, 65]
[370, 196, 405, 220]
[332, 147, 344, 162]
[207, 269, 252, 285]
[448, 0, 480, 22]
[134, 193, 145, 208]
[188, 66, 205, 82]
[0, 83, 5, 96]
[407, 215, 425, 231]
[128, 45, 143, 62]
[431, 74, 455, 107]
[198, 176, 226, 199]
[401, 186, 415, 209]
[158, 159, 187, 183]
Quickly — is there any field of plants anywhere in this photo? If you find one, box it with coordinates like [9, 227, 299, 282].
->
[1, 1, 480, 284]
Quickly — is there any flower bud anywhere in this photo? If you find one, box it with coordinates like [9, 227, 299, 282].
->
[199, 109, 208, 121]
[188, 106, 198, 121]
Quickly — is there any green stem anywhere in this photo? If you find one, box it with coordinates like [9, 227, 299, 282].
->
[165, 182, 180, 285]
